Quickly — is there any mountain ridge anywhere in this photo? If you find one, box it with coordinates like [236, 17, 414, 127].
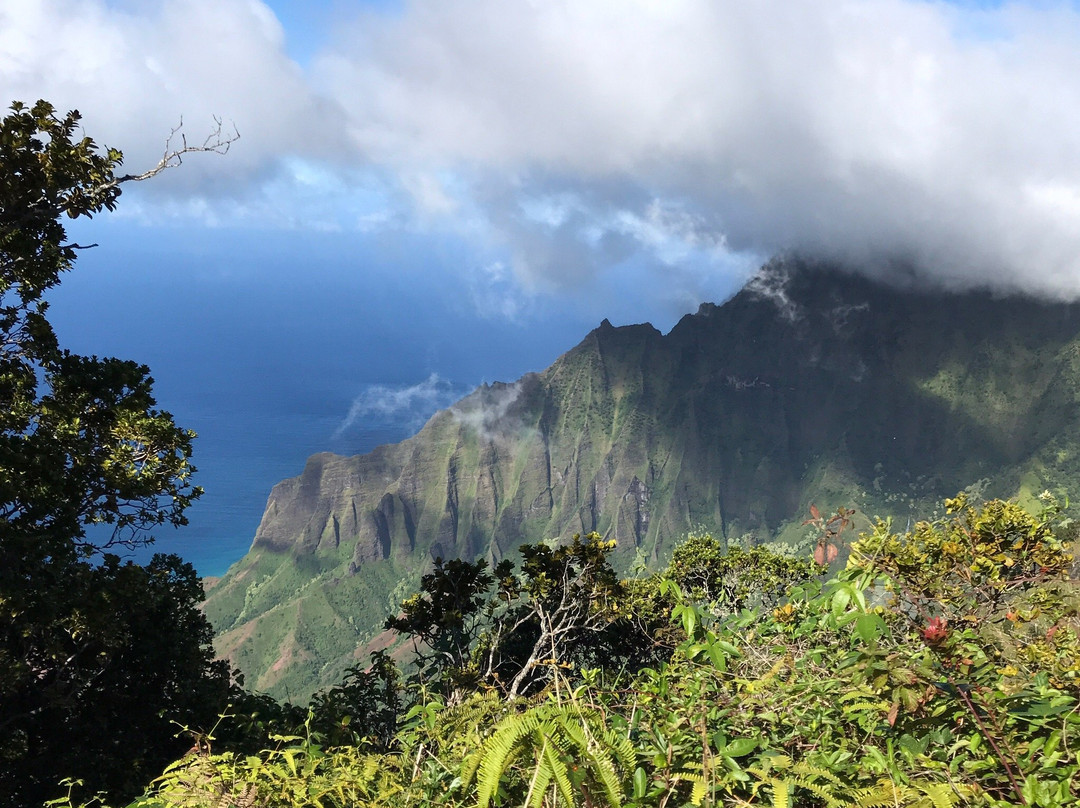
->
[205, 258, 1080, 699]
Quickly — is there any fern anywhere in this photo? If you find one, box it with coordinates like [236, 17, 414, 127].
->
[912, 781, 961, 808]
[748, 756, 862, 808]
[851, 781, 905, 808]
[465, 702, 631, 808]
[791, 761, 845, 789]
[770, 779, 792, 808]
[474, 710, 543, 808]
[836, 777, 963, 808]
[593, 729, 634, 808]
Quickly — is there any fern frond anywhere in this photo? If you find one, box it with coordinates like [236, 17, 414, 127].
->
[541, 739, 576, 808]
[913, 781, 959, 808]
[553, 713, 588, 753]
[460, 747, 485, 792]
[792, 761, 845, 788]
[668, 770, 708, 807]
[525, 762, 553, 808]
[838, 688, 880, 702]
[603, 729, 635, 771]
[690, 776, 708, 806]
[842, 701, 888, 715]
[767, 754, 793, 771]
[589, 741, 626, 808]
[771, 779, 792, 808]
[788, 776, 840, 806]
[476, 710, 542, 808]
[851, 781, 905, 808]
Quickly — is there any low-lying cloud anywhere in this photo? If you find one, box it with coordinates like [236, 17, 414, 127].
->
[335, 374, 464, 437]
[6, 0, 1080, 299]
[450, 381, 533, 444]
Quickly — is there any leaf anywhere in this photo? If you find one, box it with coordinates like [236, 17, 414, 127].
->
[690, 776, 707, 806]
[720, 737, 759, 758]
[682, 605, 698, 638]
[831, 587, 851, 615]
[855, 613, 885, 643]
[772, 779, 792, 808]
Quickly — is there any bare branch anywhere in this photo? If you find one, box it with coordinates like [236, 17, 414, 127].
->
[115, 115, 240, 186]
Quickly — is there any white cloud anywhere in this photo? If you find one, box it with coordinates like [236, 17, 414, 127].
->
[466, 261, 533, 321]
[450, 380, 530, 443]
[335, 373, 464, 436]
[313, 0, 1080, 297]
[0, 0, 345, 191]
[7, 0, 1080, 300]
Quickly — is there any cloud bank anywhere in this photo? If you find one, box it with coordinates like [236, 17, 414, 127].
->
[450, 381, 530, 443]
[335, 374, 466, 436]
[5, 0, 1080, 298]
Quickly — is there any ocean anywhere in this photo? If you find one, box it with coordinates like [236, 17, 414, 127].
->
[44, 224, 600, 576]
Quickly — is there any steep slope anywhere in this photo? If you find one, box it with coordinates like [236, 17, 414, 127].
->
[204, 260, 1080, 699]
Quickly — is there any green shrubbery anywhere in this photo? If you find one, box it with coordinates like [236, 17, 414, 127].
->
[0, 101, 234, 806]
[12, 98, 1080, 808]
[57, 493, 1080, 807]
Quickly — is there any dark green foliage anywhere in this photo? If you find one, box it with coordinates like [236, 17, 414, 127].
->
[666, 530, 824, 615]
[0, 101, 228, 805]
[306, 651, 402, 750]
[1, 555, 230, 802]
[0, 101, 199, 568]
[215, 687, 308, 753]
[386, 555, 501, 691]
[63, 495, 1080, 807]
[387, 533, 631, 700]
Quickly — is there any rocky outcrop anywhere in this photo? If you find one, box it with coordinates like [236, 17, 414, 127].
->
[205, 259, 1080, 700]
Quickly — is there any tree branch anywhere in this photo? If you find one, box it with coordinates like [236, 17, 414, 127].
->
[114, 115, 239, 186]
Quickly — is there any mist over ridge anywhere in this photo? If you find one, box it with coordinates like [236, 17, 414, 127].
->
[205, 258, 1080, 699]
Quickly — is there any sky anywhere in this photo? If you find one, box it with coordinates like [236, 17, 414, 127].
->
[7, 0, 1080, 308]
[4, 0, 1080, 571]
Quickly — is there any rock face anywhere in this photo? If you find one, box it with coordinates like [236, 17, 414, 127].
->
[204, 260, 1080, 699]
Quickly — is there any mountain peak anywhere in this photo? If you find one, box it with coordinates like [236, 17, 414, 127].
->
[205, 260, 1080, 700]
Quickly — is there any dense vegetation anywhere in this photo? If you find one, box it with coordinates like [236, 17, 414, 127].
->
[58, 494, 1080, 807]
[0, 101, 233, 805]
[205, 227, 1080, 704]
[8, 102, 1080, 806]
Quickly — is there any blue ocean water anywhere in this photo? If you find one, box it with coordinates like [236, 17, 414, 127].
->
[44, 224, 600, 576]
[42, 215, 743, 576]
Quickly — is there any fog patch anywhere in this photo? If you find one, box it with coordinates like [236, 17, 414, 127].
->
[335, 374, 463, 437]
[450, 380, 537, 444]
[744, 259, 801, 323]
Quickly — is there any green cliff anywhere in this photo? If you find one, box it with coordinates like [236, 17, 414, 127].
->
[204, 259, 1080, 699]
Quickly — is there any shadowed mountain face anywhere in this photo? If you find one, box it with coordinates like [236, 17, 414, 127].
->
[204, 260, 1080, 699]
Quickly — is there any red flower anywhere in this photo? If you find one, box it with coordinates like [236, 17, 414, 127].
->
[923, 616, 948, 644]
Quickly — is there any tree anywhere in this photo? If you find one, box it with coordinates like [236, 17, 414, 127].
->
[502, 534, 623, 698]
[0, 100, 236, 805]
[307, 650, 402, 750]
[387, 555, 502, 693]
[387, 533, 626, 701]
[2, 554, 231, 801]
[665, 530, 823, 617]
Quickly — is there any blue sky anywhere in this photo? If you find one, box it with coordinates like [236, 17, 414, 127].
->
[4, 0, 1080, 570]
[8, 0, 1080, 312]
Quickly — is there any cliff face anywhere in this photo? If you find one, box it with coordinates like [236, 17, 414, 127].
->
[204, 260, 1080, 699]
